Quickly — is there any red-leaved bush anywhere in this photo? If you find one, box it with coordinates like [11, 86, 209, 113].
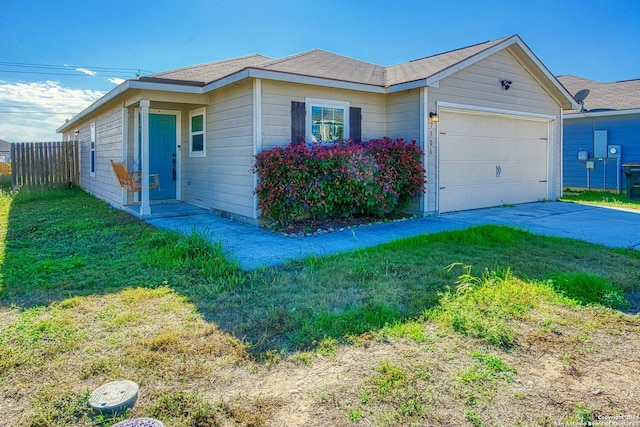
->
[253, 138, 426, 226]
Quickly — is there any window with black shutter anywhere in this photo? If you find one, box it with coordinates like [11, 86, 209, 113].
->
[291, 99, 362, 144]
[349, 107, 362, 143]
[291, 101, 306, 145]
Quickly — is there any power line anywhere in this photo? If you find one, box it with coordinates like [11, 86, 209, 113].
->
[0, 61, 154, 74]
[0, 111, 81, 114]
[0, 69, 135, 77]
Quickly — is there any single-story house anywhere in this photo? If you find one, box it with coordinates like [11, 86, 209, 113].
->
[57, 34, 576, 224]
[0, 139, 11, 162]
[557, 75, 640, 193]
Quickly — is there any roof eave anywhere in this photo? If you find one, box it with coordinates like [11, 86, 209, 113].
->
[506, 37, 579, 110]
[396, 35, 579, 110]
[57, 79, 205, 133]
[564, 108, 640, 119]
[202, 68, 386, 94]
[57, 80, 133, 133]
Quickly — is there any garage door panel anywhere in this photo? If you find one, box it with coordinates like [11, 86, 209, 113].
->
[440, 160, 505, 186]
[439, 110, 549, 213]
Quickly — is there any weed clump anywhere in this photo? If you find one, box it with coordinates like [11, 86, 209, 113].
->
[431, 264, 563, 347]
[547, 272, 628, 309]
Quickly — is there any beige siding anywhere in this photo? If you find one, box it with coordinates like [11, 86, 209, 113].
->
[75, 105, 124, 204]
[386, 90, 421, 141]
[181, 82, 256, 219]
[261, 80, 387, 150]
[427, 49, 563, 213]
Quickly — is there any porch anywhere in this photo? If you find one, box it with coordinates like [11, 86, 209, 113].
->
[123, 201, 208, 219]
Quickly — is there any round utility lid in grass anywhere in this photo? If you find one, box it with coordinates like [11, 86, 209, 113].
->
[88, 380, 139, 416]
[113, 418, 165, 427]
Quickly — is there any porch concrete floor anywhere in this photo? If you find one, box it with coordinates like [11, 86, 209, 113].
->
[124, 201, 208, 219]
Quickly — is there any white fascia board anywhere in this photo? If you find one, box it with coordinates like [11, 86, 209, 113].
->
[386, 79, 433, 93]
[438, 101, 556, 121]
[423, 37, 521, 89]
[564, 108, 640, 119]
[202, 69, 252, 92]
[57, 80, 132, 133]
[202, 68, 386, 94]
[56, 79, 204, 133]
[127, 80, 203, 94]
[508, 38, 579, 111]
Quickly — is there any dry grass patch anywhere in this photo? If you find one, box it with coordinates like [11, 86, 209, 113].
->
[1, 188, 639, 426]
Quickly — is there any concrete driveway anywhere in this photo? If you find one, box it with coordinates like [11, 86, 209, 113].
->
[147, 202, 640, 270]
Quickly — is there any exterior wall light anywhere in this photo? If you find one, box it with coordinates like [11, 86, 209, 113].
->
[429, 112, 439, 122]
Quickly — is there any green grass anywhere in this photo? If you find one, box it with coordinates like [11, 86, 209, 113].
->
[561, 189, 640, 210]
[0, 187, 639, 426]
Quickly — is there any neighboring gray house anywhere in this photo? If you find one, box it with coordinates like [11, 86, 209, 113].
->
[0, 139, 11, 162]
[557, 75, 640, 193]
[57, 34, 576, 223]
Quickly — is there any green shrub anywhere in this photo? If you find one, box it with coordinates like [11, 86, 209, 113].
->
[253, 138, 426, 226]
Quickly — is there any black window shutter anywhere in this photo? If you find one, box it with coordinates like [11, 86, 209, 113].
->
[349, 106, 362, 143]
[291, 101, 306, 145]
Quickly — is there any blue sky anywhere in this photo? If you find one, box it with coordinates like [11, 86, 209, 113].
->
[1, 0, 638, 142]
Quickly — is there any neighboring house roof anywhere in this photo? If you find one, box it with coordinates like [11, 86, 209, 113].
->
[557, 75, 640, 117]
[0, 139, 11, 150]
[58, 34, 576, 133]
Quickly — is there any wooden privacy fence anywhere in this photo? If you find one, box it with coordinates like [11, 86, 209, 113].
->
[0, 162, 11, 175]
[11, 141, 79, 188]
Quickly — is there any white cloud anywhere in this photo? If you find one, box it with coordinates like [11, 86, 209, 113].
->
[75, 67, 97, 76]
[108, 77, 125, 85]
[0, 80, 104, 142]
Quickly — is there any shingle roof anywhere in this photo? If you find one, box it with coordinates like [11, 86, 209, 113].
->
[144, 36, 512, 89]
[59, 35, 577, 133]
[557, 75, 640, 112]
[259, 49, 386, 86]
[385, 37, 510, 86]
[148, 54, 273, 84]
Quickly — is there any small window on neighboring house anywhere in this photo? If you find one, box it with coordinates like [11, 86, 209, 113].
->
[90, 122, 96, 177]
[190, 108, 206, 157]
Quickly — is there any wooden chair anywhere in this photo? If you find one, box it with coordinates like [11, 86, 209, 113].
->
[110, 160, 159, 192]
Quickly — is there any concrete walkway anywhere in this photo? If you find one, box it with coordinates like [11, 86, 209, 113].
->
[146, 202, 640, 270]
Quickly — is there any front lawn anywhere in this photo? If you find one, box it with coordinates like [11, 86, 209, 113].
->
[561, 189, 640, 210]
[1, 188, 638, 426]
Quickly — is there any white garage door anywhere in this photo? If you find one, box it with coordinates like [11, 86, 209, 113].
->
[439, 110, 549, 213]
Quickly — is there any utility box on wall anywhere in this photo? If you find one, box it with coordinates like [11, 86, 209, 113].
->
[593, 130, 608, 158]
[607, 145, 621, 158]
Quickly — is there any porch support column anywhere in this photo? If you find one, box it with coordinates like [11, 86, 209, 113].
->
[252, 78, 262, 218]
[139, 100, 151, 216]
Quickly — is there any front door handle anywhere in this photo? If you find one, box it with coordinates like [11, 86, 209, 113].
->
[172, 153, 176, 181]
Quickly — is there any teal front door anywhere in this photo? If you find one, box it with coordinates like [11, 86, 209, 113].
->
[149, 114, 177, 200]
